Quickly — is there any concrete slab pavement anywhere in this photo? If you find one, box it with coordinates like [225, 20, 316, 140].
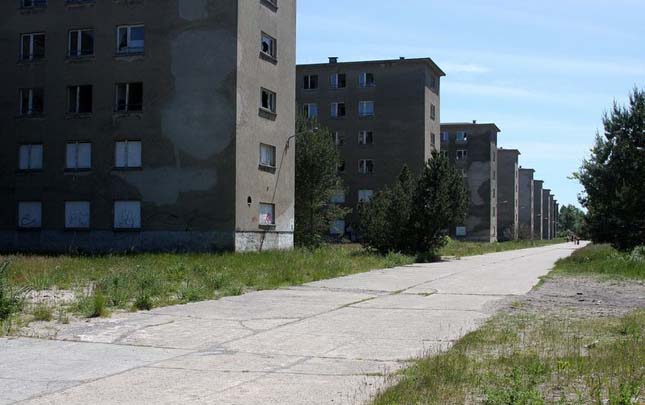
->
[0, 242, 583, 404]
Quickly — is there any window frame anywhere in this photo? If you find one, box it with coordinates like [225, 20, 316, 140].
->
[303, 74, 319, 90]
[113, 200, 142, 230]
[330, 73, 347, 89]
[19, 32, 46, 61]
[258, 202, 276, 227]
[358, 159, 375, 175]
[67, 85, 93, 114]
[64, 201, 91, 230]
[114, 140, 142, 169]
[260, 88, 277, 114]
[18, 88, 44, 116]
[65, 141, 92, 171]
[358, 101, 375, 117]
[456, 149, 468, 161]
[358, 130, 374, 145]
[303, 103, 318, 119]
[330, 102, 346, 118]
[358, 72, 375, 88]
[259, 143, 277, 169]
[260, 32, 277, 60]
[18, 201, 43, 230]
[114, 82, 143, 113]
[68, 28, 94, 58]
[18, 144, 43, 171]
[116, 24, 145, 55]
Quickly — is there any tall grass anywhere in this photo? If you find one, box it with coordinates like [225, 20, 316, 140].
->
[553, 244, 645, 280]
[439, 238, 565, 258]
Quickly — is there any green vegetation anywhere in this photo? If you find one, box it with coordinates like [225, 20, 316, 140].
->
[575, 87, 645, 251]
[438, 238, 565, 258]
[558, 204, 586, 237]
[375, 310, 644, 405]
[551, 244, 645, 280]
[360, 153, 468, 259]
[0, 261, 29, 330]
[32, 305, 53, 322]
[373, 244, 644, 404]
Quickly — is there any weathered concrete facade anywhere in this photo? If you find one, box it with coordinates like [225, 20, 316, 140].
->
[496, 149, 520, 241]
[0, 0, 296, 253]
[553, 200, 559, 238]
[441, 123, 499, 242]
[296, 58, 445, 237]
[533, 180, 544, 240]
[542, 189, 552, 240]
[518, 168, 535, 239]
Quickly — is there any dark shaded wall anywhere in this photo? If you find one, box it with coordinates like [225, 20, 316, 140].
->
[497, 149, 520, 241]
[518, 168, 535, 239]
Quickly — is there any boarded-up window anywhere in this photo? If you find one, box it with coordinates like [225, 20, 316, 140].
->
[114, 201, 141, 229]
[66, 142, 92, 170]
[115, 141, 142, 168]
[18, 144, 43, 170]
[18, 202, 42, 229]
[456, 226, 467, 237]
[65, 201, 90, 229]
[259, 203, 275, 226]
[358, 190, 374, 203]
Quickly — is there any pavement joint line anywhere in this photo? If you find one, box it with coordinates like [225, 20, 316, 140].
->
[145, 364, 390, 378]
[113, 319, 176, 344]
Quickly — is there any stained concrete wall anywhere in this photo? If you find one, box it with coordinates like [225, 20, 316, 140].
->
[497, 149, 520, 241]
[533, 181, 544, 240]
[441, 123, 499, 242]
[518, 168, 535, 239]
[296, 58, 444, 231]
[0, 0, 295, 253]
[542, 189, 552, 240]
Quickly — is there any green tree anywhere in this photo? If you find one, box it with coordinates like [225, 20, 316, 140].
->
[574, 88, 645, 251]
[558, 204, 585, 237]
[294, 116, 348, 247]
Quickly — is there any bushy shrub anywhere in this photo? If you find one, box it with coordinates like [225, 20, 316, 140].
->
[0, 262, 29, 321]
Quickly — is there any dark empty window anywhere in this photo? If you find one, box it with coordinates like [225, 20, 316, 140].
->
[19, 88, 44, 116]
[21, 0, 47, 9]
[261, 88, 276, 113]
[115, 83, 143, 112]
[68, 85, 93, 114]
[431, 104, 436, 120]
[20, 33, 45, 61]
[331, 102, 346, 118]
[117, 25, 144, 54]
[303, 75, 318, 90]
[69, 29, 94, 57]
[261, 32, 277, 59]
[330, 73, 346, 89]
[359, 72, 375, 88]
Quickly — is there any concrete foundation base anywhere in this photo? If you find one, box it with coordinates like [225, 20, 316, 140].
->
[235, 231, 294, 252]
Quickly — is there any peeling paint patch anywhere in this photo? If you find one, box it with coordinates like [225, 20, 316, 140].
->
[115, 168, 218, 205]
[178, 0, 208, 21]
[162, 29, 236, 160]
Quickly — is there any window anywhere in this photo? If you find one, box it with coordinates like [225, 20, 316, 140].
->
[440, 132, 449, 142]
[359, 159, 374, 174]
[66, 142, 92, 170]
[115, 141, 142, 168]
[330, 73, 346, 89]
[461, 168, 468, 177]
[431, 133, 436, 147]
[18, 144, 43, 171]
[358, 190, 374, 203]
[430, 104, 436, 121]
[359, 72, 375, 88]
[19, 88, 44, 116]
[333, 131, 344, 146]
[359, 101, 374, 117]
[21, 0, 48, 9]
[259, 143, 276, 168]
[117, 25, 144, 54]
[67, 85, 93, 114]
[330, 220, 345, 236]
[303, 75, 318, 90]
[331, 102, 346, 118]
[429, 75, 437, 90]
[493, 151, 497, 162]
[338, 160, 346, 173]
[20, 33, 45, 61]
[18, 202, 42, 229]
[358, 130, 374, 145]
[68, 29, 94, 57]
[493, 207, 496, 217]
[440, 150, 448, 158]
[260, 32, 276, 59]
[259, 203, 275, 226]
[492, 188, 496, 198]
[261, 88, 276, 113]
[303, 103, 318, 119]
[261, 0, 278, 9]
[330, 191, 345, 204]
[456, 131, 467, 143]
[456, 150, 468, 161]
[456, 226, 467, 237]
[115, 82, 143, 112]
[65, 201, 90, 229]
[493, 170, 496, 180]
[114, 201, 141, 229]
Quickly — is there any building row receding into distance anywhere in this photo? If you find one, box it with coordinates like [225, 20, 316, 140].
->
[0, 0, 558, 253]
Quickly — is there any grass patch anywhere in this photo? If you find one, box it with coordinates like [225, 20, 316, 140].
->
[374, 310, 645, 404]
[32, 305, 53, 322]
[1, 246, 414, 317]
[439, 238, 566, 258]
[551, 244, 645, 280]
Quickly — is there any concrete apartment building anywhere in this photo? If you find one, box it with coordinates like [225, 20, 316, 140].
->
[296, 57, 445, 236]
[496, 149, 520, 241]
[0, 0, 297, 253]
[518, 168, 535, 239]
[553, 199, 559, 238]
[441, 122, 499, 242]
[542, 189, 552, 240]
[533, 180, 544, 240]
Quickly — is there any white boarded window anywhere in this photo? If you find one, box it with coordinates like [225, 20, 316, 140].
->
[18, 202, 42, 229]
[18, 144, 43, 170]
[66, 142, 92, 170]
[65, 201, 90, 229]
[115, 141, 142, 168]
[330, 220, 345, 235]
[456, 226, 467, 237]
[358, 190, 374, 203]
[114, 201, 141, 229]
[259, 143, 276, 168]
[359, 101, 374, 117]
[259, 203, 275, 226]
[303, 103, 318, 119]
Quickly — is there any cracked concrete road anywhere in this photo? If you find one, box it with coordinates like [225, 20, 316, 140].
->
[0, 243, 582, 404]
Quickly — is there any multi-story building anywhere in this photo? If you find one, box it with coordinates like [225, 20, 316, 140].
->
[518, 168, 535, 239]
[497, 148, 520, 241]
[0, 0, 297, 253]
[441, 122, 499, 242]
[296, 57, 445, 236]
[553, 199, 559, 238]
[542, 189, 552, 240]
[533, 180, 544, 240]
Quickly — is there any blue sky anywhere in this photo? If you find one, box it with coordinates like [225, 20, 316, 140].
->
[296, 0, 645, 208]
